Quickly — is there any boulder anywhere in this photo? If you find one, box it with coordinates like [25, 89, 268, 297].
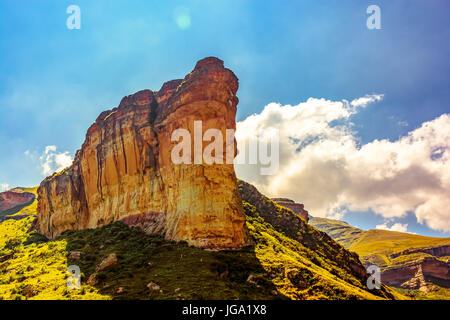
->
[67, 251, 82, 260]
[96, 253, 118, 272]
[147, 281, 160, 291]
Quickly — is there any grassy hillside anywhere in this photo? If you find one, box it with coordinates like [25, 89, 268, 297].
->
[349, 229, 450, 267]
[310, 216, 450, 268]
[0, 184, 405, 300]
[393, 287, 450, 300]
[309, 215, 450, 299]
[309, 217, 365, 248]
[237, 181, 401, 300]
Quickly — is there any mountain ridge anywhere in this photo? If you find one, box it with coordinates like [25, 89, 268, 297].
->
[309, 216, 450, 296]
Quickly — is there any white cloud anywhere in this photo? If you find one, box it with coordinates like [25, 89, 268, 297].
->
[376, 222, 409, 233]
[350, 94, 384, 108]
[235, 95, 450, 232]
[39, 145, 73, 176]
[44, 145, 57, 154]
[0, 183, 10, 192]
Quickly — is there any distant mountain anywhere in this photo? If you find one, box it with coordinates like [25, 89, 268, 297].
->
[308, 217, 365, 247]
[309, 216, 450, 297]
[0, 187, 36, 218]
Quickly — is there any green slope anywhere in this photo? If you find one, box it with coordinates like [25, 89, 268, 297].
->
[237, 181, 400, 300]
[309, 215, 450, 299]
[0, 183, 404, 300]
[310, 216, 450, 268]
[349, 229, 450, 267]
[309, 217, 365, 248]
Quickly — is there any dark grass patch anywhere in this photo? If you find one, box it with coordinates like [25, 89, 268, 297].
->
[60, 222, 284, 300]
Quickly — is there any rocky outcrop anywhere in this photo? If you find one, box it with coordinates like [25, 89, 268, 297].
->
[380, 256, 450, 291]
[0, 188, 35, 215]
[272, 198, 309, 222]
[389, 245, 450, 259]
[96, 253, 118, 272]
[380, 245, 450, 291]
[36, 57, 250, 250]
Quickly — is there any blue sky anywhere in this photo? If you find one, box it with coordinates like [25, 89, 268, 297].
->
[1, 1, 449, 237]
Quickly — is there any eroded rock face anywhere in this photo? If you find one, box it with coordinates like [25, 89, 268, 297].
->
[360, 244, 450, 291]
[380, 256, 450, 291]
[0, 188, 35, 215]
[37, 57, 250, 250]
[389, 245, 450, 259]
[272, 198, 309, 222]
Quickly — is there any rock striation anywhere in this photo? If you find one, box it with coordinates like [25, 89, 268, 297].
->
[380, 245, 450, 291]
[0, 188, 35, 215]
[36, 57, 250, 250]
[389, 245, 450, 260]
[381, 256, 450, 292]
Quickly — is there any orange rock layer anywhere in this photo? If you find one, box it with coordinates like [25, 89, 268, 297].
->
[37, 57, 250, 250]
[0, 188, 35, 214]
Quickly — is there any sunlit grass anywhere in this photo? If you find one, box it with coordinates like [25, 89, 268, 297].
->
[0, 189, 406, 300]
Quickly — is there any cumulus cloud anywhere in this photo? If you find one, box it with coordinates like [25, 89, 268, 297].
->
[40, 145, 73, 176]
[235, 95, 450, 232]
[0, 183, 10, 192]
[376, 222, 409, 233]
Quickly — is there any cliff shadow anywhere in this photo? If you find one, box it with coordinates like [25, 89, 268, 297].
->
[60, 222, 288, 300]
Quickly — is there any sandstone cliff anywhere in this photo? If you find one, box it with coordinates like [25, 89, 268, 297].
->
[37, 57, 249, 250]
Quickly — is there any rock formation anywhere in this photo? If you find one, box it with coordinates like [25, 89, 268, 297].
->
[389, 245, 450, 259]
[272, 198, 309, 222]
[0, 188, 35, 215]
[381, 256, 450, 292]
[36, 57, 250, 250]
[381, 245, 450, 291]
